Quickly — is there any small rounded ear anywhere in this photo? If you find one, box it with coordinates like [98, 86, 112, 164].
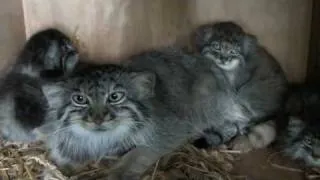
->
[194, 25, 213, 52]
[130, 71, 156, 99]
[242, 34, 258, 56]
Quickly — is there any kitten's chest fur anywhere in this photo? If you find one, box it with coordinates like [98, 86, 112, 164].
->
[50, 126, 138, 163]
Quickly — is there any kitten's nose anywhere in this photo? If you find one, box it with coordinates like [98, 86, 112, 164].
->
[93, 118, 104, 125]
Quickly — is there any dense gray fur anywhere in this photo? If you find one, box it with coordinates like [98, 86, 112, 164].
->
[39, 65, 160, 166]
[280, 85, 320, 167]
[99, 44, 285, 179]
[194, 21, 253, 88]
[0, 29, 79, 142]
[193, 21, 288, 147]
[36, 48, 247, 179]
[31, 38, 286, 179]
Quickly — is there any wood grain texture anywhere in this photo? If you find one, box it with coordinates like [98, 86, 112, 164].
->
[307, 0, 320, 84]
[22, 0, 312, 82]
[0, 0, 25, 75]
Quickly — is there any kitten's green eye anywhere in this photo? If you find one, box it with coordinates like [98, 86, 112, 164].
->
[108, 92, 125, 104]
[71, 93, 88, 106]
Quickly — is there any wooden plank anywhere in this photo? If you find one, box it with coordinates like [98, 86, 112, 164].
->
[307, 0, 320, 84]
[22, 0, 191, 63]
[0, 0, 25, 74]
[22, 0, 312, 82]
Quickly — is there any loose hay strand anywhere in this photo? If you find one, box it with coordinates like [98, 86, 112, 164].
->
[0, 139, 235, 180]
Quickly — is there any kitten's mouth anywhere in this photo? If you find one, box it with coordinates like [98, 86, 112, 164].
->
[93, 127, 107, 132]
[90, 125, 110, 132]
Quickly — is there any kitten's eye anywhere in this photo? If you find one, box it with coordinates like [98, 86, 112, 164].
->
[212, 42, 220, 50]
[305, 136, 312, 145]
[229, 49, 237, 55]
[108, 92, 125, 104]
[71, 93, 88, 106]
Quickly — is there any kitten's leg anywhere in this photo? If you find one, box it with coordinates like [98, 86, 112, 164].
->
[49, 148, 83, 175]
[192, 131, 223, 149]
[194, 123, 239, 149]
[230, 120, 276, 152]
[201, 131, 223, 147]
[107, 147, 166, 180]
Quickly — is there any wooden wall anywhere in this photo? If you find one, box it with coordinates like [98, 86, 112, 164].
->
[0, 0, 25, 75]
[4, 0, 312, 82]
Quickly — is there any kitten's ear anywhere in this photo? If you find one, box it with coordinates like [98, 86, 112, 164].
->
[130, 71, 156, 99]
[194, 25, 213, 52]
[242, 34, 258, 56]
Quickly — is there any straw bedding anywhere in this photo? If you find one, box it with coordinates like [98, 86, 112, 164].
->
[0, 139, 235, 180]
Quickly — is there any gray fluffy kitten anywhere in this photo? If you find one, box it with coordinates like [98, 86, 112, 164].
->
[39, 65, 156, 166]
[36, 47, 246, 179]
[0, 29, 78, 142]
[193, 21, 288, 149]
[39, 42, 286, 179]
[279, 85, 320, 167]
[102, 49, 256, 180]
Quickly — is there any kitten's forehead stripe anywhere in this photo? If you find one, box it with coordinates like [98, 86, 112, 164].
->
[64, 65, 132, 103]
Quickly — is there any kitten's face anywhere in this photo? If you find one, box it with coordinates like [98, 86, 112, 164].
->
[202, 40, 243, 71]
[303, 133, 320, 159]
[195, 22, 256, 71]
[44, 65, 155, 134]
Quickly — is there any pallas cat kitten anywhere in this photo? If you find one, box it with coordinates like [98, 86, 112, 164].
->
[0, 28, 79, 142]
[39, 48, 251, 179]
[99, 48, 258, 180]
[193, 21, 287, 151]
[39, 65, 159, 167]
[279, 84, 320, 167]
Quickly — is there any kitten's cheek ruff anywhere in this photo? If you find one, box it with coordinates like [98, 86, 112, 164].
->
[218, 58, 240, 71]
[204, 53, 216, 62]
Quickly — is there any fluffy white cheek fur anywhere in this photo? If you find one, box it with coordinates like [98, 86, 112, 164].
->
[70, 118, 135, 141]
[204, 53, 240, 71]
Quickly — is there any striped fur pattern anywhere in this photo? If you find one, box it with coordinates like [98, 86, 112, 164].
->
[40, 65, 157, 166]
[193, 21, 287, 150]
[282, 117, 320, 167]
[194, 21, 255, 88]
[280, 85, 320, 167]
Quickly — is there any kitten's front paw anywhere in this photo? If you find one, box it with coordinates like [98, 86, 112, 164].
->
[229, 135, 253, 153]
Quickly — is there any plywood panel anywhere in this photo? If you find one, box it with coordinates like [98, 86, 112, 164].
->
[189, 0, 312, 82]
[22, 0, 190, 62]
[0, 0, 25, 74]
[23, 0, 312, 82]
